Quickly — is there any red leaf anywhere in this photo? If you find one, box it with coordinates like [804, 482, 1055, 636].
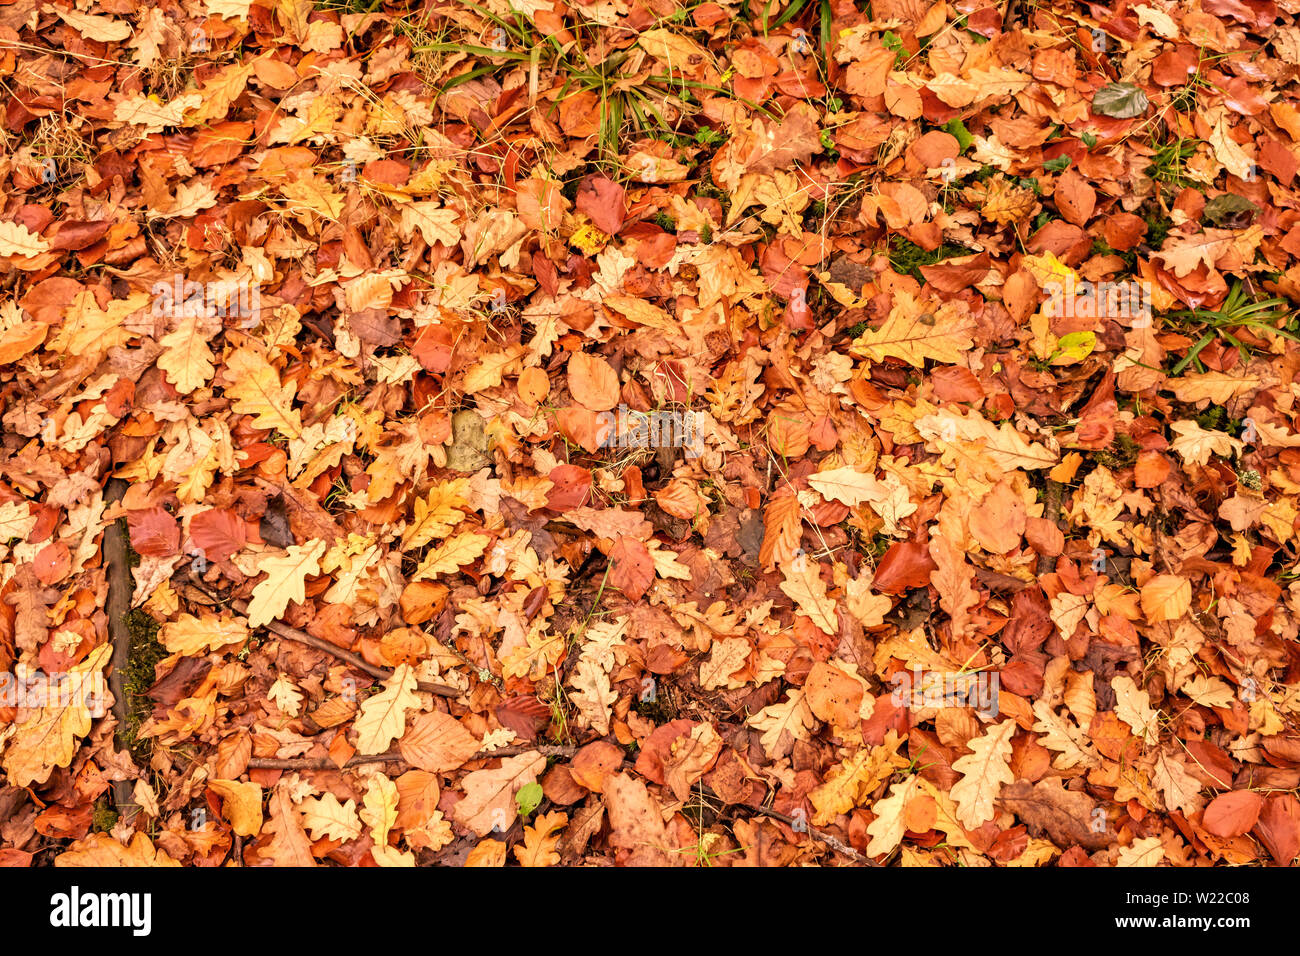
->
[1203, 789, 1264, 837]
[127, 507, 179, 558]
[608, 535, 654, 602]
[189, 509, 248, 561]
[1256, 793, 1300, 865]
[575, 175, 626, 236]
[545, 464, 592, 512]
[47, 220, 111, 251]
[872, 540, 936, 594]
[32, 541, 69, 586]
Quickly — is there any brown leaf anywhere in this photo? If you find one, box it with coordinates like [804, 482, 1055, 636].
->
[998, 779, 1113, 850]
[608, 535, 654, 602]
[1203, 789, 1264, 837]
[575, 175, 626, 236]
[398, 711, 482, 773]
[604, 773, 679, 866]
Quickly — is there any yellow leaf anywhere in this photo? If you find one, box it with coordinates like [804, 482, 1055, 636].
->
[159, 613, 249, 656]
[300, 793, 363, 841]
[401, 203, 461, 246]
[567, 656, 616, 733]
[245, 540, 326, 627]
[845, 575, 892, 628]
[224, 346, 303, 438]
[1169, 420, 1242, 466]
[113, 93, 202, 134]
[1168, 370, 1262, 405]
[55, 9, 132, 41]
[915, 407, 1059, 470]
[354, 665, 420, 755]
[3, 644, 111, 788]
[0, 500, 37, 541]
[1031, 700, 1101, 770]
[361, 772, 400, 846]
[513, 810, 568, 866]
[810, 733, 906, 826]
[915, 776, 977, 850]
[1112, 675, 1161, 746]
[401, 479, 470, 550]
[807, 466, 886, 506]
[55, 832, 180, 867]
[779, 562, 838, 636]
[50, 291, 148, 357]
[209, 779, 264, 836]
[207, 0, 254, 17]
[949, 719, 1017, 829]
[157, 315, 217, 394]
[0, 220, 50, 257]
[267, 676, 303, 716]
[865, 775, 920, 857]
[1117, 835, 1165, 866]
[412, 532, 491, 582]
[850, 292, 974, 367]
[746, 688, 816, 759]
[151, 180, 220, 220]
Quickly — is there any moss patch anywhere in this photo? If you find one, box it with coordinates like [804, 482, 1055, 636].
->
[92, 797, 119, 832]
[120, 608, 166, 761]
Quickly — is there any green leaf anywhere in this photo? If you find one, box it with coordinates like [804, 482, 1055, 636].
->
[945, 118, 974, 152]
[1054, 331, 1097, 363]
[1202, 193, 1259, 228]
[1092, 82, 1150, 119]
[1043, 155, 1071, 172]
[515, 782, 543, 816]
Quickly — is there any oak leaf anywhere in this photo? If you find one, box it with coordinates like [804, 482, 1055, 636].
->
[2, 643, 110, 788]
[949, 719, 1018, 829]
[850, 292, 975, 367]
[354, 664, 420, 755]
[514, 811, 568, 867]
[245, 539, 326, 627]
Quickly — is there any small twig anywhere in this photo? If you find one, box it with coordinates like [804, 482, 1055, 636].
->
[246, 743, 578, 771]
[1036, 477, 1065, 576]
[735, 800, 879, 867]
[695, 784, 879, 866]
[229, 598, 460, 698]
[186, 574, 462, 698]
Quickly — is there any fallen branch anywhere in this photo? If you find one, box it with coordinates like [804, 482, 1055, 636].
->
[1036, 477, 1065, 576]
[229, 598, 461, 698]
[103, 477, 140, 824]
[246, 743, 578, 771]
[695, 785, 879, 867]
[185, 573, 461, 699]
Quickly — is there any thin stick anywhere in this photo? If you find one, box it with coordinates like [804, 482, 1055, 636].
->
[246, 743, 578, 770]
[204, 586, 462, 699]
[745, 803, 877, 866]
[1036, 477, 1065, 576]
